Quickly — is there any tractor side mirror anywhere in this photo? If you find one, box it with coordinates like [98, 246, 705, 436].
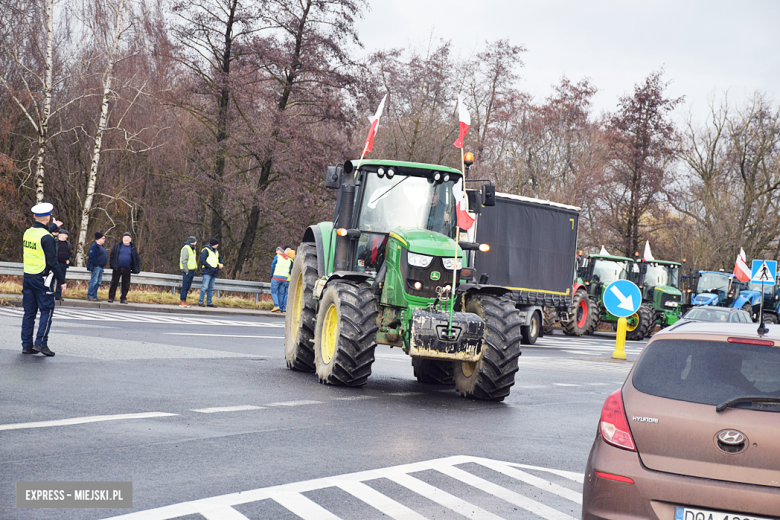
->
[465, 190, 481, 214]
[639, 263, 648, 275]
[482, 184, 496, 206]
[324, 165, 343, 189]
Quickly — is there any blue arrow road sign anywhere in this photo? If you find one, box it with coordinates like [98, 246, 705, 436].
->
[604, 280, 642, 318]
[751, 260, 777, 285]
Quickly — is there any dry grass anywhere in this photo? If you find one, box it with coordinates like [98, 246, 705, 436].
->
[0, 276, 274, 310]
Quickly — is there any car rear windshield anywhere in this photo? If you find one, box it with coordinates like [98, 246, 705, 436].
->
[632, 339, 780, 409]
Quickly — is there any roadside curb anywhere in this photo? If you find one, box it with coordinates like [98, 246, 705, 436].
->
[0, 293, 284, 319]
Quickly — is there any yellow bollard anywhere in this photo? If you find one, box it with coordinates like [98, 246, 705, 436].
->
[613, 317, 627, 360]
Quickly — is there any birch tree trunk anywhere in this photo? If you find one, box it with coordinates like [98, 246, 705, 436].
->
[75, 0, 129, 266]
[34, 0, 54, 202]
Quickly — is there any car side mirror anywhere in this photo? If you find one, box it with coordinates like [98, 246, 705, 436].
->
[325, 165, 343, 189]
[482, 184, 496, 206]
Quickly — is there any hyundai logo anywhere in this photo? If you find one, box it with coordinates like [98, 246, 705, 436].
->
[717, 430, 746, 445]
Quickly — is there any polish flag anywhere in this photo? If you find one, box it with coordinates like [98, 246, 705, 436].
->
[452, 95, 471, 149]
[734, 247, 751, 282]
[452, 178, 475, 230]
[642, 240, 655, 262]
[362, 94, 387, 154]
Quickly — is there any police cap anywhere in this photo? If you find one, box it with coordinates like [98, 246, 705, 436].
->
[31, 202, 54, 217]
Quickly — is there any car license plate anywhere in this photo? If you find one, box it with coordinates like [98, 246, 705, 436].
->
[676, 506, 774, 520]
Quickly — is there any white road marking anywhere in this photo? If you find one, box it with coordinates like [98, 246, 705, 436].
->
[191, 405, 265, 414]
[333, 396, 376, 401]
[562, 350, 600, 355]
[266, 400, 323, 407]
[0, 412, 177, 431]
[200, 506, 250, 520]
[101, 456, 583, 520]
[387, 392, 423, 396]
[552, 383, 580, 387]
[165, 333, 284, 339]
[520, 357, 632, 373]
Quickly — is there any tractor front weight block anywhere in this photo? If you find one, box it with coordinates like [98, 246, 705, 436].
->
[409, 309, 485, 362]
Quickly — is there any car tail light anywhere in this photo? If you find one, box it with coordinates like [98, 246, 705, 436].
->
[727, 337, 775, 347]
[595, 471, 635, 484]
[599, 389, 636, 451]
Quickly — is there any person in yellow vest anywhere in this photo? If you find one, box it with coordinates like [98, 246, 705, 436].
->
[198, 237, 223, 307]
[270, 246, 293, 312]
[179, 236, 198, 307]
[21, 202, 66, 356]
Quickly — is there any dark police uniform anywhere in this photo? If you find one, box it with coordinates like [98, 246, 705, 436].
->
[21, 205, 65, 356]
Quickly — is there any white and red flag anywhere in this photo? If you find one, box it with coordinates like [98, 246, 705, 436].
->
[362, 94, 387, 155]
[452, 94, 471, 149]
[734, 247, 751, 282]
[642, 240, 655, 262]
[452, 178, 475, 230]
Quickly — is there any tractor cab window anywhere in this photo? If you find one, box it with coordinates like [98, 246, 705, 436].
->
[591, 259, 630, 286]
[355, 233, 388, 274]
[697, 273, 730, 298]
[644, 263, 680, 297]
[356, 172, 457, 239]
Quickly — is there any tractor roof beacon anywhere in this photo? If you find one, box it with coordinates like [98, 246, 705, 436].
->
[284, 159, 524, 401]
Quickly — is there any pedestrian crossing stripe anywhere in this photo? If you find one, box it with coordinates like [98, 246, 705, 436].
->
[101, 456, 582, 520]
[520, 356, 633, 373]
[0, 307, 284, 327]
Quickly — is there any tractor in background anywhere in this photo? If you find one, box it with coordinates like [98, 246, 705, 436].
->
[632, 259, 684, 333]
[575, 254, 654, 340]
[692, 271, 763, 320]
[747, 276, 780, 324]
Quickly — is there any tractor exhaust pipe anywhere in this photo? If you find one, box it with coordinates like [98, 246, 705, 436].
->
[333, 162, 356, 271]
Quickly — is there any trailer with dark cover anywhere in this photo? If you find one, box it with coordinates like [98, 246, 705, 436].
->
[466, 192, 580, 344]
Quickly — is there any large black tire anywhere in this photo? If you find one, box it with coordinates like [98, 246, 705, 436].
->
[563, 289, 596, 336]
[741, 303, 754, 322]
[284, 243, 318, 372]
[313, 281, 379, 387]
[763, 312, 779, 324]
[454, 295, 523, 401]
[542, 306, 556, 335]
[521, 310, 541, 345]
[625, 304, 654, 341]
[412, 358, 455, 385]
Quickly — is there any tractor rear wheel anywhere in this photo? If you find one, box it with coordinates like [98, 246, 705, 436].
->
[625, 304, 654, 341]
[563, 289, 595, 336]
[521, 310, 541, 345]
[763, 312, 779, 324]
[284, 243, 318, 372]
[412, 358, 455, 385]
[454, 295, 522, 401]
[542, 306, 556, 335]
[313, 281, 379, 387]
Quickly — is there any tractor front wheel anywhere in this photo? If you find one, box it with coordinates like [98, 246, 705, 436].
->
[284, 243, 318, 372]
[454, 295, 522, 401]
[412, 358, 455, 385]
[625, 304, 654, 341]
[741, 303, 754, 321]
[313, 281, 379, 386]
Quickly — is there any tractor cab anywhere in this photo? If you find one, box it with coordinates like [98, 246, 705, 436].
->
[578, 254, 635, 300]
[694, 271, 737, 306]
[634, 260, 683, 326]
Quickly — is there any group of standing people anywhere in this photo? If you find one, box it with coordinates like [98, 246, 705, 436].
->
[85, 231, 140, 303]
[178, 236, 224, 308]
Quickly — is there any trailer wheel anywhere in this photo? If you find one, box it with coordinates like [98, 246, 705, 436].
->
[284, 243, 318, 372]
[542, 306, 556, 335]
[625, 304, 654, 341]
[454, 295, 522, 401]
[521, 310, 541, 345]
[313, 281, 378, 387]
[563, 289, 594, 336]
[412, 358, 455, 385]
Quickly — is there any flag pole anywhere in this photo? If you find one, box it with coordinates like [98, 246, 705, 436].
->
[448, 147, 466, 331]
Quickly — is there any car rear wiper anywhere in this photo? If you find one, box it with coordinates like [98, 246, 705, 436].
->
[716, 395, 780, 413]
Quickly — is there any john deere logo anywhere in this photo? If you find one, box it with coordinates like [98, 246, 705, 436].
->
[430, 271, 441, 281]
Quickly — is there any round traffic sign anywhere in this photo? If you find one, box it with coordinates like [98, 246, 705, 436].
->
[603, 280, 641, 318]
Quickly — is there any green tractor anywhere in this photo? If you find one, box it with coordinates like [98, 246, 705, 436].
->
[576, 254, 655, 340]
[633, 259, 683, 332]
[284, 159, 524, 401]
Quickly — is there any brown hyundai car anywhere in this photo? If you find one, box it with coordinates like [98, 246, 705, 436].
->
[583, 321, 780, 519]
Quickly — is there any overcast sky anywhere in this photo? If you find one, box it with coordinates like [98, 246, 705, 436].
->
[356, 0, 779, 124]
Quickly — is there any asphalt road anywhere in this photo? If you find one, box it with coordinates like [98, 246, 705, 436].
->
[0, 306, 646, 520]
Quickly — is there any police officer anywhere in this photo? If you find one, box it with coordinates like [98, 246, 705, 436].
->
[21, 202, 66, 356]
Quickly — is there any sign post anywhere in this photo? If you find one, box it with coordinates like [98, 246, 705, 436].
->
[751, 260, 777, 336]
[603, 280, 642, 360]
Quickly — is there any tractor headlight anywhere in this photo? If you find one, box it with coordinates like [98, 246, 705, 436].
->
[407, 252, 433, 268]
[442, 257, 462, 270]
[664, 301, 678, 308]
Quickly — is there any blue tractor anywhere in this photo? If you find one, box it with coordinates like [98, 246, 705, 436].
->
[748, 277, 780, 324]
[692, 271, 763, 321]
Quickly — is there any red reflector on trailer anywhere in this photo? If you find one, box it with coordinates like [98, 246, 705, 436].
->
[595, 471, 635, 484]
[728, 337, 775, 347]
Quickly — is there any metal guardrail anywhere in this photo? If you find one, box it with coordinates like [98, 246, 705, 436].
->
[0, 262, 271, 302]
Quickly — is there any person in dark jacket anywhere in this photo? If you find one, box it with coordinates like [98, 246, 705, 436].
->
[198, 237, 223, 308]
[179, 236, 198, 307]
[108, 232, 140, 303]
[54, 229, 72, 300]
[87, 232, 108, 301]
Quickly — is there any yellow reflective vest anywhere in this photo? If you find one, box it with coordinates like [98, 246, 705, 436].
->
[272, 256, 293, 281]
[180, 245, 198, 270]
[202, 246, 219, 268]
[23, 227, 50, 275]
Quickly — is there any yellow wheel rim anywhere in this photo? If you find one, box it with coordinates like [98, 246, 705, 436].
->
[290, 273, 303, 335]
[461, 361, 476, 378]
[626, 313, 639, 332]
[321, 304, 338, 364]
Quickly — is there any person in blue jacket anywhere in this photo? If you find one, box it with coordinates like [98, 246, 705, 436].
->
[86, 232, 107, 301]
